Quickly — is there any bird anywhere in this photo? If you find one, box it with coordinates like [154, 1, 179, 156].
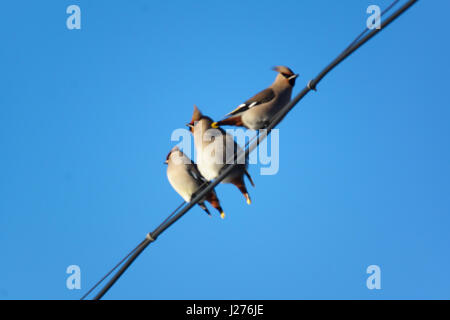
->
[211, 66, 298, 130]
[165, 146, 226, 219]
[187, 105, 255, 205]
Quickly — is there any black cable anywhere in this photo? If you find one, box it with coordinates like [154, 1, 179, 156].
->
[88, 0, 418, 300]
[84, 133, 260, 299]
[152, 201, 186, 236]
[80, 238, 147, 300]
[93, 237, 153, 300]
[344, 0, 400, 53]
[308, 0, 417, 92]
[81, 202, 185, 300]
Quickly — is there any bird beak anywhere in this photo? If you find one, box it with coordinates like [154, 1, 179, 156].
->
[186, 123, 194, 132]
[164, 160, 169, 164]
[211, 122, 220, 129]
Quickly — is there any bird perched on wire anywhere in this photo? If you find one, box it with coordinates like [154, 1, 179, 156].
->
[211, 66, 298, 130]
[165, 146, 226, 219]
[187, 105, 255, 205]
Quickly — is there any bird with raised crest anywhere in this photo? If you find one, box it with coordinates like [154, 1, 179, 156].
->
[165, 146, 226, 219]
[212, 66, 298, 130]
[187, 105, 255, 205]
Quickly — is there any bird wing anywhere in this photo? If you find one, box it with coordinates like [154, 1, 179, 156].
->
[226, 88, 275, 116]
[188, 163, 207, 183]
[222, 131, 248, 166]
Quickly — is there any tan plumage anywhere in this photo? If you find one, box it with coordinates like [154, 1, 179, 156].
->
[212, 66, 298, 130]
[187, 106, 255, 205]
[165, 146, 225, 218]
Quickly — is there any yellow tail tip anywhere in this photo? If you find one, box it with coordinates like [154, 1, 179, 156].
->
[211, 122, 220, 129]
[220, 212, 226, 219]
[246, 198, 252, 205]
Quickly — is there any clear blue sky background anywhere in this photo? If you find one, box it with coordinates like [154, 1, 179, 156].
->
[1, 0, 449, 300]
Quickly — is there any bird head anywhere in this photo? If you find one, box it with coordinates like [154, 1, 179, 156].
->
[272, 66, 299, 86]
[186, 105, 203, 133]
[186, 105, 214, 132]
[164, 146, 180, 164]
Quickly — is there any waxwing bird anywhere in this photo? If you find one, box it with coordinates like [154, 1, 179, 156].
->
[187, 105, 255, 205]
[165, 146, 226, 219]
[212, 66, 298, 130]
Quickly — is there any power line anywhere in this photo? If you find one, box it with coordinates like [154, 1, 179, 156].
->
[84, 0, 418, 300]
[79, 201, 187, 300]
[81, 133, 260, 299]
[344, 0, 401, 53]
[79, 238, 146, 300]
[91, 0, 418, 300]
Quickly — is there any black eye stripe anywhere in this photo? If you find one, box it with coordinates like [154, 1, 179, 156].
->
[288, 77, 296, 86]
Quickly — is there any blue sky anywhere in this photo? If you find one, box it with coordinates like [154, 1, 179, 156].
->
[1, 0, 449, 300]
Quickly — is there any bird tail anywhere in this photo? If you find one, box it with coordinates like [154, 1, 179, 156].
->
[198, 202, 211, 216]
[206, 191, 226, 219]
[244, 169, 255, 187]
